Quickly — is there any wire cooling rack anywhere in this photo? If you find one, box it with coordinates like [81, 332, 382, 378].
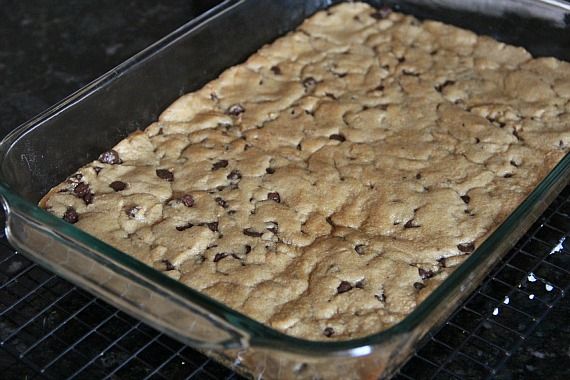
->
[0, 185, 568, 380]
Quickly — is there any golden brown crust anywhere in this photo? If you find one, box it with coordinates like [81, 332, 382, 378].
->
[41, 2, 570, 340]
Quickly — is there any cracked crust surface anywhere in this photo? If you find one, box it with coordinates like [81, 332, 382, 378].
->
[41, 3, 570, 341]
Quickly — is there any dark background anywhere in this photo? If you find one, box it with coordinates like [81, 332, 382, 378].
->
[0, 1, 569, 379]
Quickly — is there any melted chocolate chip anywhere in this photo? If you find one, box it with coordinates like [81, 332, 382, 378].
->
[180, 194, 195, 207]
[323, 327, 335, 337]
[460, 195, 470, 204]
[329, 134, 346, 142]
[213, 253, 227, 262]
[176, 223, 194, 231]
[109, 181, 127, 192]
[125, 206, 140, 218]
[98, 150, 122, 165]
[435, 80, 455, 93]
[63, 207, 79, 224]
[371, 6, 392, 19]
[73, 182, 89, 197]
[375, 293, 386, 302]
[212, 160, 229, 171]
[156, 169, 174, 182]
[161, 259, 175, 271]
[414, 282, 426, 290]
[267, 192, 281, 203]
[302, 77, 317, 89]
[215, 197, 229, 208]
[457, 242, 475, 253]
[227, 170, 242, 181]
[354, 244, 366, 255]
[270, 66, 282, 75]
[83, 192, 94, 205]
[266, 167, 275, 174]
[243, 228, 263, 237]
[206, 222, 219, 232]
[404, 219, 421, 228]
[419, 268, 435, 279]
[266, 222, 278, 234]
[226, 104, 245, 116]
[337, 281, 353, 294]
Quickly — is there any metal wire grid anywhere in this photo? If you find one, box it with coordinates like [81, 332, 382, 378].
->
[0, 186, 568, 380]
[396, 184, 570, 380]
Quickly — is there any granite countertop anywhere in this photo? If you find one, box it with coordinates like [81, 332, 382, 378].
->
[0, 1, 568, 379]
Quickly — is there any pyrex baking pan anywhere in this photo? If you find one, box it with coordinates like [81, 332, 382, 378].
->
[1, 0, 569, 378]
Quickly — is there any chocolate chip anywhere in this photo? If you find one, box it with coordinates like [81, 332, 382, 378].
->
[375, 293, 386, 302]
[419, 268, 435, 280]
[270, 66, 282, 75]
[435, 80, 455, 93]
[302, 77, 317, 89]
[161, 259, 175, 271]
[354, 244, 366, 255]
[244, 245, 252, 254]
[125, 206, 140, 218]
[212, 160, 228, 171]
[213, 253, 227, 262]
[63, 207, 79, 224]
[206, 222, 219, 232]
[266, 167, 275, 174]
[355, 280, 365, 289]
[329, 134, 346, 142]
[323, 327, 335, 337]
[227, 170, 242, 181]
[457, 242, 475, 253]
[109, 181, 127, 192]
[215, 197, 229, 208]
[337, 281, 353, 294]
[404, 219, 421, 228]
[83, 192, 94, 205]
[414, 282, 425, 290]
[156, 169, 174, 182]
[93, 167, 103, 175]
[176, 223, 194, 231]
[98, 150, 122, 165]
[226, 104, 245, 116]
[73, 182, 90, 197]
[371, 6, 392, 19]
[180, 194, 195, 207]
[243, 228, 263, 237]
[267, 192, 281, 203]
[460, 195, 470, 204]
[266, 221, 278, 234]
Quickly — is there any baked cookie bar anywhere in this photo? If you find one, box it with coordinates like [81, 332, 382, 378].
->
[41, 2, 570, 340]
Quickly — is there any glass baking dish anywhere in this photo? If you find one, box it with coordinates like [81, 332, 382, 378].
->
[1, 0, 569, 378]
